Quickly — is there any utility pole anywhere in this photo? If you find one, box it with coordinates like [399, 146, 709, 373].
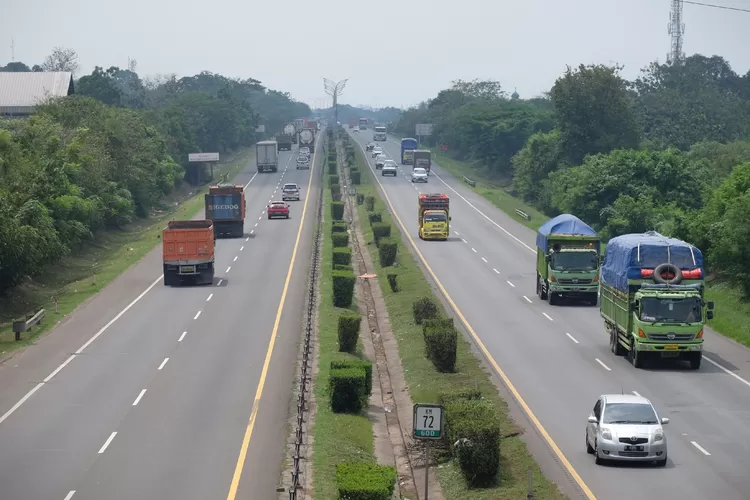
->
[667, 0, 685, 65]
[323, 77, 348, 126]
[10, 37, 15, 62]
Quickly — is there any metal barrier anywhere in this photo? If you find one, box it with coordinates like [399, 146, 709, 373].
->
[12, 309, 46, 341]
[515, 209, 531, 220]
[462, 175, 476, 187]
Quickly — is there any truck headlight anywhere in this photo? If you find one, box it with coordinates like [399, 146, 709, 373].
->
[601, 428, 612, 441]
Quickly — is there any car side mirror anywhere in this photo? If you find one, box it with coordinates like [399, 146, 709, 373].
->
[706, 311, 714, 320]
[587, 415, 598, 424]
[661, 417, 669, 425]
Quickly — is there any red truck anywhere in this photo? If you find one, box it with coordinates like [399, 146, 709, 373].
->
[349, 120, 356, 129]
[205, 183, 246, 238]
[162, 220, 215, 286]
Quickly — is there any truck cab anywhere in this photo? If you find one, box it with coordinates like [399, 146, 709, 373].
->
[418, 193, 450, 241]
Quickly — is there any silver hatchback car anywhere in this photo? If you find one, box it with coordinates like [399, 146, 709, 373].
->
[586, 394, 669, 466]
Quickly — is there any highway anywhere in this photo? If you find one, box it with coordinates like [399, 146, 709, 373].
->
[349, 130, 750, 500]
[0, 142, 321, 500]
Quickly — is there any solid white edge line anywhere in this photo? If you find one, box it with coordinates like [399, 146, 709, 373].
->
[132, 389, 147, 406]
[703, 356, 750, 389]
[542, 312, 554, 321]
[178, 331, 187, 342]
[158, 358, 169, 370]
[63, 491, 76, 500]
[691, 441, 711, 456]
[565, 332, 580, 344]
[595, 358, 612, 371]
[98, 431, 117, 454]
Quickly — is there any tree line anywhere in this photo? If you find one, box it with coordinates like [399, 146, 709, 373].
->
[394, 55, 750, 297]
[0, 48, 311, 293]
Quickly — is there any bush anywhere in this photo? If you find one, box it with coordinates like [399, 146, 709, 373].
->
[423, 324, 457, 372]
[328, 160, 338, 175]
[422, 317, 455, 333]
[332, 221, 348, 233]
[329, 174, 340, 186]
[371, 222, 391, 245]
[337, 312, 362, 352]
[365, 196, 375, 211]
[331, 359, 373, 395]
[368, 212, 382, 224]
[413, 297, 438, 324]
[332, 270, 356, 307]
[328, 153, 336, 162]
[331, 201, 345, 221]
[378, 238, 397, 267]
[387, 273, 399, 292]
[444, 399, 501, 485]
[331, 183, 341, 198]
[331, 232, 349, 248]
[356, 193, 365, 205]
[333, 247, 352, 266]
[329, 367, 367, 413]
[350, 169, 361, 185]
[438, 389, 483, 407]
[334, 263, 353, 272]
[336, 462, 397, 500]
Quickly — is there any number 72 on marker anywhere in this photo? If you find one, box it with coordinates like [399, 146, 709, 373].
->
[413, 404, 444, 439]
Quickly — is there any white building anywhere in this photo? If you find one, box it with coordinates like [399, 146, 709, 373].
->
[0, 71, 75, 117]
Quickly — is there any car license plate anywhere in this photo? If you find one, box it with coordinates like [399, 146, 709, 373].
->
[664, 344, 679, 350]
[624, 445, 644, 452]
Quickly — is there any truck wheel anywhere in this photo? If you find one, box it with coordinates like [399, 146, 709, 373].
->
[688, 352, 702, 370]
[538, 276, 548, 300]
[547, 286, 557, 305]
[610, 327, 626, 356]
[630, 343, 644, 368]
[589, 293, 598, 306]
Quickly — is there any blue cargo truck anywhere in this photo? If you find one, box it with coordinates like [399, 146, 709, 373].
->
[400, 137, 418, 165]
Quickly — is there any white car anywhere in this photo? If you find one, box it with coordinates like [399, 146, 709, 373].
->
[586, 394, 669, 466]
[299, 147, 310, 156]
[411, 167, 428, 183]
[296, 156, 310, 169]
[381, 163, 397, 177]
[371, 147, 383, 158]
[282, 183, 300, 201]
[375, 155, 388, 169]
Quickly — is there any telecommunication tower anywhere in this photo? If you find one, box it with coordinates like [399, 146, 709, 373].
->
[667, 0, 685, 64]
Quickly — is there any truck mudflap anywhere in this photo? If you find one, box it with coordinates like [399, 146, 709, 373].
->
[163, 261, 215, 286]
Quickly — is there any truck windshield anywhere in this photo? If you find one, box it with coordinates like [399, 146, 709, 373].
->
[424, 213, 446, 223]
[549, 251, 598, 272]
[640, 297, 702, 323]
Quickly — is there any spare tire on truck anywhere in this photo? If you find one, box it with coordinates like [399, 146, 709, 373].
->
[653, 263, 683, 284]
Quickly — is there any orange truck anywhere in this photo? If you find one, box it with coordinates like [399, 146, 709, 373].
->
[205, 183, 246, 238]
[162, 220, 216, 286]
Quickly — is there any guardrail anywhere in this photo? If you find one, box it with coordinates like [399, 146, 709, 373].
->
[515, 209, 531, 221]
[462, 175, 476, 187]
[12, 308, 46, 341]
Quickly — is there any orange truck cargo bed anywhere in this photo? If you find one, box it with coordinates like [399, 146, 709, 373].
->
[162, 220, 215, 263]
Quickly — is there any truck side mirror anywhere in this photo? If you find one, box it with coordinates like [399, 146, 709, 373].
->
[707, 301, 715, 310]
[448, 216, 452, 221]
[706, 311, 714, 320]
[545, 255, 550, 263]
[633, 299, 640, 309]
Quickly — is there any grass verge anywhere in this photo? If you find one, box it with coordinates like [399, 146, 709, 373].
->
[310, 140, 376, 499]
[0, 149, 253, 353]
[425, 147, 750, 349]
[350, 140, 564, 499]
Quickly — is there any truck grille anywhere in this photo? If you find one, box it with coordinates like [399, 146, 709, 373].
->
[556, 278, 593, 285]
[647, 333, 694, 341]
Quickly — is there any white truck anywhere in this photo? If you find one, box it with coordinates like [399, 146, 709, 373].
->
[283, 123, 296, 144]
[373, 126, 387, 141]
[256, 141, 278, 173]
[299, 128, 315, 154]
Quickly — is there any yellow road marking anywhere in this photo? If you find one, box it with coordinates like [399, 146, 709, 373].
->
[226, 136, 319, 500]
[352, 138, 597, 500]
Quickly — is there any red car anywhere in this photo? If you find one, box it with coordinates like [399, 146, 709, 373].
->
[267, 201, 290, 219]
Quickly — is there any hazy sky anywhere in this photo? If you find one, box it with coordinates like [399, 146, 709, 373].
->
[3, 0, 750, 109]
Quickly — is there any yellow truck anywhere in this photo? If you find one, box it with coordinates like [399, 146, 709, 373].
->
[418, 193, 450, 240]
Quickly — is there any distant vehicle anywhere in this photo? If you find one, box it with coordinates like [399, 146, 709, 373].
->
[358, 117, 368, 130]
[373, 125, 387, 141]
[366, 142, 376, 151]
[205, 183, 246, 238]
[371, 147, 383, 158]
[413, 150, 432, 174]
[256, 141, 279, 173]
[411, 167, 428, 183]
[299, 128, 315, 153]
[381, 163, 397, 177]
[282, 183, 301, 201]
[267, 201, 290, 219]
[275, 133, 293, 151]
[400, 137, 418, 165]
[353, 127, 359, 133]
[375, 156, 388, 169]
[349, 119, 356, 129]
[586, 394, 668, 467]
[162, 220, 215, 286]
[296, 156, 310, 169]
[418, 193, 450, 240]
[299, 147, 310, 156]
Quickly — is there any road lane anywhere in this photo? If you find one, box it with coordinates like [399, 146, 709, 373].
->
[351, 132, 750, 499]
[0, 144, 318, 499]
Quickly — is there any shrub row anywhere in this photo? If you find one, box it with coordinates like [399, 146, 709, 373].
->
[422, 317, 457, 372]
[329, 142, 356, 308]
[336, 461, 397, 500]
[337, 312, 361, 353]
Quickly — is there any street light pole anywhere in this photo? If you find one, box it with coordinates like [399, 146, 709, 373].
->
[323, 77, 348, 127]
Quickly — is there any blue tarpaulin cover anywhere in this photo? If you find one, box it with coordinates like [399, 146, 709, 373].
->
[205, 193, 242, 221]
[536, 214, 598, 250]
[601, 231, 704, 291]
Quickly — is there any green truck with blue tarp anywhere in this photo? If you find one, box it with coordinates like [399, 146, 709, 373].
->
[536, 214, 600, 306]
[600, 231, 715, 370]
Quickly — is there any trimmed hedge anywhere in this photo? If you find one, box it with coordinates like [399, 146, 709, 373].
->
[422, 316, 455, 332]
[331, 232, 349, 248]
[356, 193, 365, 205]
[350, 169, 361, 185]
[328, 160, 338, 175]
[331, 201, 345, 221]
[332, 270, 356, 307]
[329, 367, 366, 413]
[365, 196, 375, 211]
[444, 398, 501, 485]
[337, 312, 362, 353]
[331, 359, 373, 396]
[368, 212, 382, 224]
[330, 183, 341, 198]
[438, 388, 483, 407]
[333, 247, 352, 266]
[371, 222, 391, 245]
[329, 174, 340, 186]
[387, 273, 399, 292]
[334, 263, 353, 272]
[412, 297, 438, 324]
[336, 462, 397, 500]
[332, 221, 348, 233]
[423, 323, 457, 372]
[378, 238, 397, 267]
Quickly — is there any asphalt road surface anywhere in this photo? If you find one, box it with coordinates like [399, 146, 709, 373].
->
[0, 141, 321, 500]
[350, 130, 750, 500]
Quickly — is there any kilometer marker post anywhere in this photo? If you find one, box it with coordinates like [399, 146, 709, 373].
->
[413, 403, 444, 499]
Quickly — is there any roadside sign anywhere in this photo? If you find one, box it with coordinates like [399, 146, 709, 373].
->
[415, 123, 434, 136]
[440, 145, 448, 152]
[413, 404, 443, 440]
[188, 152, 219, 162]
